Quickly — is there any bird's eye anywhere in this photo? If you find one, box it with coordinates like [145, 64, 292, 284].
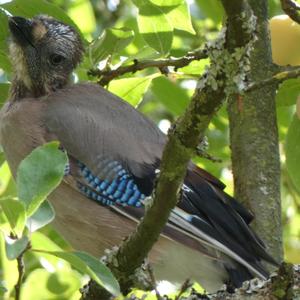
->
[50, 54, 65, 66]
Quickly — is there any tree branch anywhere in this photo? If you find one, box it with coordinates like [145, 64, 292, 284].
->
[246, 66, 300, 91]
[108, 0, 253, 294]
[125, 263, 300, 300]
[280, 0, 300, 24]
[88, 49, 208, 86]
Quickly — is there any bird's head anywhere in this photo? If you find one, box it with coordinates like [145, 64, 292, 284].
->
[8, 15, 84, 98]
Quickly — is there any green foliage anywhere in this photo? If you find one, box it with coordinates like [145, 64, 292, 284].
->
[108, 76, 155, 106]
[27, 200, 55, 232]
[151, 76, 190, 115]
[0, 199, 26, 237]
[277, 79, 300, 106]
[17, 142, 67, 217]
[35, 251, 120, 296]
[0, 83, 10, 104]
[90, 28, 135, 64]
[0, 143, 119, 298]
[136, 2, 174, 55]
[286, 115, 300, 193]
[20, 268, 82, 300]
[5, 235, 29, 260]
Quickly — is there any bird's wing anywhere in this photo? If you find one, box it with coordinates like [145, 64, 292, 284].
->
[44, 82, 165, 196]
[43, 82, 276, 285]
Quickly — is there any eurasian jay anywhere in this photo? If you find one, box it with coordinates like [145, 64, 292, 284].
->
[0, 15, 277, 293]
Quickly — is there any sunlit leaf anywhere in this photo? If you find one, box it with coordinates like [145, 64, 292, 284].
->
[108, 76, 154, 107]
[0, 210, 10, 236]
[148, 0, 183, 6]
[5, 235, 28, 260]
[163, 2, 195, 34]
[137, 3, 173, 55]
[0, 10, 11, 73]
[37, 250, 120, 296]
[68, 0, 96, 35]
[276, 79, 300, 106]
[179, 59, 209, 75]
[20, 268, 81, 300]
[27, 200, 55, 232]
[0, 162, 13, 196]
[195, 0, 224, 23]
[0, 233, 17, 296]
[277, 106, 294, 141]
[90, 28, 134, 64]
[31, 231, 69, 270]
[0, 198, 26, 237]
[286, 114, 300, 192]
[17, 142, 67, 217]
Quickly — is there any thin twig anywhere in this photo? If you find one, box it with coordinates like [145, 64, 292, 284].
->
[280, 0, 300, 24]
[88, 49, 208, 85]
[196, 148, 223, 163]
[15, 253, 25, 300]
[174, 279, 192, 300]
[146, 265, 162, 300]
[245, 66, 300, 92]
[14, 240, 31, 300]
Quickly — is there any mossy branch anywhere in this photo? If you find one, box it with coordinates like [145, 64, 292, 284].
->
[246, 66, 300, 91]
[111, 0, 253, 294]
[84, 0, 257, 297]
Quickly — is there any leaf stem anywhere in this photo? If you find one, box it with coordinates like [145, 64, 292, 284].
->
[15, 252, 25, 300]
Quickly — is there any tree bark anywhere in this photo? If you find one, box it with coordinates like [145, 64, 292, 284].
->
[227, 0, 283, 262]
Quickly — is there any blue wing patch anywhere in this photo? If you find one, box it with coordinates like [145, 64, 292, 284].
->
[76, 161, 145, 207]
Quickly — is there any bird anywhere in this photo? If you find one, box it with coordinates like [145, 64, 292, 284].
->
[0, 15, 278, 293]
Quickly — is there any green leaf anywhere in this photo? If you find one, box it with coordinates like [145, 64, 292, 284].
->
[0, 234, 18, 300]
[195, 0, 224, 23]
[39, 250, 120, 296]
[0, 11, 11, 73]
[20, 268, 81, 300]
[74, 252, 120, 295]
[137, 3, 173, 55]
[163, 2, 195, 34]
[286, 115, 300, 192]
[0, 199, 26, 237]
[276, 79, 300, 107]
[68, 0, 96, 35]
[31, 231, 68, 270]
[151, 76, 190, 115]
[108, 76, 154, 107]
[17, 142, 68, 217]
[5, 235, 28, 260]
[0, 50, 11, 73]
[0, 210, 10, 236]
[27, 200, 55, 232]
[148, 0, 183, 6]
[0, 83, 10, 105]
[179, 59, 209, 75]
[90, 28, 134, 64]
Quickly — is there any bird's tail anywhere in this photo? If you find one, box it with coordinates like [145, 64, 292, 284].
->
[177, 164, 278, 288]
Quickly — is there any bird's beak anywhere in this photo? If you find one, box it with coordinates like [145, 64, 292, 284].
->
[8, 16, 35, 48]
